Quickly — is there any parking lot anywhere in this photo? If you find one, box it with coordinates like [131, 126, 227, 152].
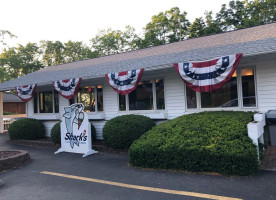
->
[0, 134, 276, 200]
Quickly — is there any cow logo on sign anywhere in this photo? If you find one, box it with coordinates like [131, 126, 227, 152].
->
[55, 103, 97, 157]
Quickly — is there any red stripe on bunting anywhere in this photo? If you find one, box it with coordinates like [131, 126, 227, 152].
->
[118, 71, 128, 76]
[191, 58, 219, 68]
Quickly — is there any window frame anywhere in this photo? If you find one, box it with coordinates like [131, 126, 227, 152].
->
[118, 77, 165, 112]
[33, 90, 59, 114]
[185, 66, 257, 110]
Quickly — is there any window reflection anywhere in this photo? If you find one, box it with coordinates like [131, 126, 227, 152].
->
[97, 85, 103, 111]
[156, 79, 165, 110]
[119, 94, 126, 111]
[186, 86, 197, 108]
[39, 92, 53, 113]
[201, 73, 238, 108]
[129, 81, 153, 110]
[241, 68, 256, 107]
[78, 87, 96, 112]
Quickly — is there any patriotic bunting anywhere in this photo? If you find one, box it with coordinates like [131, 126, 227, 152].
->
[105, 68, 144, 95]
[53, 78, 82, 99]
[174, 53, 243, 92]
[15, 84, 37, 102]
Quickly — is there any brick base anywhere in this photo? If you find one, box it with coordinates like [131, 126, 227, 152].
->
[0, 151, 30, 172]
[260, 146, 276, 171]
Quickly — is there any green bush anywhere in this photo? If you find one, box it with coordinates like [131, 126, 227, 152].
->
[50, 122, 61, 144]
[50, 121, 97, 144]
[129, 111, 259, 176]
[8, 118, 45, 140]
[103, 115, 156, 149]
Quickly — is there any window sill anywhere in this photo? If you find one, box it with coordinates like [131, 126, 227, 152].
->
[86, 112, 106, 120]
[117, 111, 167, 120]
[30, 113, 61, 120]
[186, 107, 258, 111]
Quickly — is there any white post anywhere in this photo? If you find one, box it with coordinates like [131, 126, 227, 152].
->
[0, 92, 3, 133]
[247, 113, 266, 162]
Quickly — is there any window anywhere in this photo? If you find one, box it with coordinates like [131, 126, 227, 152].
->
[156, 79, 165, 110]
[185, 67, 256, 109]
[119, 78, 165, 111]
[33, 91, 59, 113]
[186, 87, 197, 109]
[129, 80, 153, 110]
[76, 85, 103, 112]
[241, 68, 256, 107]
[201, 73, 238, 108]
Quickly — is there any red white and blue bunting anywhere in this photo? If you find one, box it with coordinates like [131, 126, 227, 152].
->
[53, 78, 82, 99]
[15, 84, 37, 102]
[105, 68, 144, 95]
[174, 53, 243, 92]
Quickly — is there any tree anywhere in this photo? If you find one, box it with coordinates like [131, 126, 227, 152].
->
[189, 17, 206, 38]
[166, 7, 190, 42]
[0, 43, 43, 82]
[216, 0, 276, 31]
[63, 41, 99, 63]
[143, 7, 191, 46]
[0, 30, 17, 52]
[40, 40, 65, 66]
[91, 26, 139, 56]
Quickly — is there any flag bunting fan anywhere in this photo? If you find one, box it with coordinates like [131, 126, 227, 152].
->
[15, 84, 37, 102]
[174, 53, 243, 92]
[105, 68, 144, 95]
[53, 78, 82, 99]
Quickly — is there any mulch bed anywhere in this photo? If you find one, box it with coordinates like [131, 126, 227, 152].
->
[9, 138, 128, 154]
[0, 151, 20, 159]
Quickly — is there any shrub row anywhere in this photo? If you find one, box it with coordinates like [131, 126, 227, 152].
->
[129, 111, 259, 176]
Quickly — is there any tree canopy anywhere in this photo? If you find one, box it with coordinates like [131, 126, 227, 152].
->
[0, 0, 275, 83]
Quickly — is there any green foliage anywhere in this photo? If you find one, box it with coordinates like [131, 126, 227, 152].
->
[50, 121, 97, 145]
[1, 1, 276, 81]
[91, 26, 139, 56]
[8, 118, 45, 140]
[102, 115, 156, 149]
[129, 111, 259, 176]
[3, 112, 18, 115]
[50, 122, 61, 144]
[0, 43, 43, 82]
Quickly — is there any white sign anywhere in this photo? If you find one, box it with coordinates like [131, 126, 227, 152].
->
[55, 103, 97, 157]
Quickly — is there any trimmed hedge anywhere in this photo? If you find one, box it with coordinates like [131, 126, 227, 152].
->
[50, 121, 97, 145]
[8, 118, 45, 140]
[102, 115, 156, 149]
[129, 111, 259, 176]
[50, 122, 62, 144]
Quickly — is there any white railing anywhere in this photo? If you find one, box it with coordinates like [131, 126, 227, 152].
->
[2, 114, 26, 133]
[247, 113, 266, 161]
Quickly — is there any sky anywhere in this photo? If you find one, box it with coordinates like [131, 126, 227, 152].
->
[0, 0, 231, 46]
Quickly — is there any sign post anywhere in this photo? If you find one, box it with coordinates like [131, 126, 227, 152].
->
[55, 103, 97, 157]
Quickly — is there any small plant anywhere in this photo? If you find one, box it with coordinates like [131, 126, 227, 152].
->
[8, 118, 45, 140]
[50, 121, 97, 144]
[102, 114, 156, 149]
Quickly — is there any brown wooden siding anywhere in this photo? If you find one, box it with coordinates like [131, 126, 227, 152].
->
[4, 102, 26, 114]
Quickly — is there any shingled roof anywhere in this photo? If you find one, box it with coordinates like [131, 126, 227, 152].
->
[0, 23, 276, 91]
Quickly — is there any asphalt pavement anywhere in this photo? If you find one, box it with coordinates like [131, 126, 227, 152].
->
[0, 134, 275, 200]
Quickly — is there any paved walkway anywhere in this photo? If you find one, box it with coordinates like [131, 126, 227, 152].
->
[261, 146, 276, 171]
